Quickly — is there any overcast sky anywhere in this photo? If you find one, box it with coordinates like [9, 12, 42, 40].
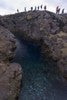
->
[0, 0, 67, 15]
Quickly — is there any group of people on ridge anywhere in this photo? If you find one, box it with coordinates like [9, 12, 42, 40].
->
[56, 6, 64, 14]
[17, 5, 46, 13]
[24, 5, 47, 12]
[17, 5, 65, 14]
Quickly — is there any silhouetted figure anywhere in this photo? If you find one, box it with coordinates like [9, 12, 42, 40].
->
[41, 5, 43, 10]
[38, 6, 39, 10]
[62, 9, 64, 14]
[31, 7, 33, 11]
[58, 8, 60, 14]
[56, 6, 60, 14]
[44, 5, 46, 11]
[56, 6, 59, 14]
[24, 7, 26, 12]
[35, 6, 36, 11]
[17, 9, 19, 13]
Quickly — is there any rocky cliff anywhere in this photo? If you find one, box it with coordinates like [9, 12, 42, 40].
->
[0, 25, 22, 100]
[0, 11, 67, 81]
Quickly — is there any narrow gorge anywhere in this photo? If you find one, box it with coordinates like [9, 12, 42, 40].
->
[0, 10, 67, 100]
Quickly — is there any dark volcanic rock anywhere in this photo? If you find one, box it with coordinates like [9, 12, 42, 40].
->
[0, 11, 67, 80]
[0, 62, 22, 100]
[0, 25, 22, 100]
[0, 11, 61, 36]
[0, 25, 16, 61]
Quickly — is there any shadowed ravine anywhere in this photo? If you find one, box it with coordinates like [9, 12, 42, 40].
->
[13, 36, 67, 100]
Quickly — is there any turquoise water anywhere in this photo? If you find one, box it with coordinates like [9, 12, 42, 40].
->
[13, 38, 67, 100]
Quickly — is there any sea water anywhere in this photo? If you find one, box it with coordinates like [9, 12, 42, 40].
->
[13, 36, 67, 100]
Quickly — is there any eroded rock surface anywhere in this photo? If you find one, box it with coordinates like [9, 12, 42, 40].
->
[41, 31, 67, 79]
[0, 62, 22, 100]
[0, 25, 16, 61]
[0, 26, 22, 100]
[0, 11, 67, 79]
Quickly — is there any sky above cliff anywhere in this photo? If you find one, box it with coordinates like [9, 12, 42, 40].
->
[0, 0, 67, 15]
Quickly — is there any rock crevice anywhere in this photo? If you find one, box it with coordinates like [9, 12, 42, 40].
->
[0, 11, 67, 96]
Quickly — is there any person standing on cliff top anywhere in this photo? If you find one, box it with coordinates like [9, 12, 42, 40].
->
[41, 5, 43, 10]
[31, 7, 33, 11]
[62, 9, 64, 14]
[56, 6, 59, 14]
[17, 9, 19, 13]
[58, 8, 60, 14]
[35, 6, 36, 11]
[44, 5, 46, 11]
[56, 6, 60, 14]
[38, 6, 39, 10]
[24, 7, 26, 12]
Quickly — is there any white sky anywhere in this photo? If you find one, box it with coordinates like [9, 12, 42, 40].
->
[0, 0, 67, 15]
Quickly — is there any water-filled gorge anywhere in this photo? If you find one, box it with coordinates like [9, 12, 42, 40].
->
[13, 35, 67, 100]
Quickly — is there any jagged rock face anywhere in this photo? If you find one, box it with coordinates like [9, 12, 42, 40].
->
[0, 62, 22, 100]
[0, 11, 67, 79]
[41, 31, 67, 79]
[0, 25, 16, 61]
[0, 25, 22, 100]
[58, 14, 67, 32]
[0, 11, 61, 37]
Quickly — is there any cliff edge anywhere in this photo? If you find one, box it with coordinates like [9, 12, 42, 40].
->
[0, 11, 67, 80]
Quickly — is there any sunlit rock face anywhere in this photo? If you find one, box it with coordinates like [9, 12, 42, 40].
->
[0, 25, 22, 100]
[0, 11, 67, 80]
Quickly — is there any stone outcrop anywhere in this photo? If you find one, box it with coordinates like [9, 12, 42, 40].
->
[41, 31, 67, 80]
[0, 11, 67, 80]
[0, 62, 22, 100]
[0, 25, 22, 100]
[0, 25, 16, 61]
